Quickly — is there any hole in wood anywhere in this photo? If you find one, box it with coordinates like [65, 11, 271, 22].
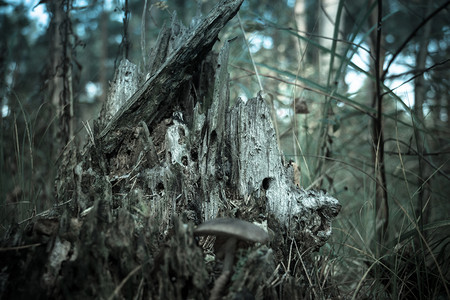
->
[156, 182, 165, 195]
[190, 148, 198, 161]
[262, 177, 273, 190]
[210, 130, 217, 144]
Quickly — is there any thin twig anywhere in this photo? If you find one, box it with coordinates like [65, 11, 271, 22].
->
[382, 1, 450, 81]
[108, 264, 144, 300]
[0, 243, 42, 252]
[382, 58, 450, 97]
[230, 64, 372, 117]
[141, 0, 148, 66]
[237, 13, 263, 91]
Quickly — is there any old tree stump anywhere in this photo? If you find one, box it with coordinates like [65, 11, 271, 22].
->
[1, 0, 341, 299]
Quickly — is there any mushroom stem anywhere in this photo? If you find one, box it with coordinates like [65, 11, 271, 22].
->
[194, 218, 269, 300]
[222, 237, 237, 272]
[209, 270, 231, 300]
[210, 237, 237, 300]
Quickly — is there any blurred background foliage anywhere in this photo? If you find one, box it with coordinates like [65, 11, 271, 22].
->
[1, 0, 449, 298]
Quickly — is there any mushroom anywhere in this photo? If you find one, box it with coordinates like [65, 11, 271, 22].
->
[194, 218, 269, 300]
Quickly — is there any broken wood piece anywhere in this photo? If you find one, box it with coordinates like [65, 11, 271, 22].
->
[98, 0, 244, 154]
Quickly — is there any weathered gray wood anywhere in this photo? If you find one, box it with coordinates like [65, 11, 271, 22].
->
[199, 40, 232, 219]
[100, 59, 141, 126]
[160, 39, 340, 248]
[98, 0, 244, 154]
[226, 95, 340, 247]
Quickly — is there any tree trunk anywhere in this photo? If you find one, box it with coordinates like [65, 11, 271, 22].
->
[48, 0, 74, 147]
[0, 1, 340, 299]
[413, 0, 433, 234]
[369, 0, 389, 250]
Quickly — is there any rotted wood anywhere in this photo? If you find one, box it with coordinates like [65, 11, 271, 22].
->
[98, 0, 245, 154]
[195, 42, 341, 251]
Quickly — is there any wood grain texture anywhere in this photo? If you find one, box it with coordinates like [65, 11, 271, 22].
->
[98, 0, 244, 154]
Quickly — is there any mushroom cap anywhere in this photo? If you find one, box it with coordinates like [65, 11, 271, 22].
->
[194, 218, 269, 244]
